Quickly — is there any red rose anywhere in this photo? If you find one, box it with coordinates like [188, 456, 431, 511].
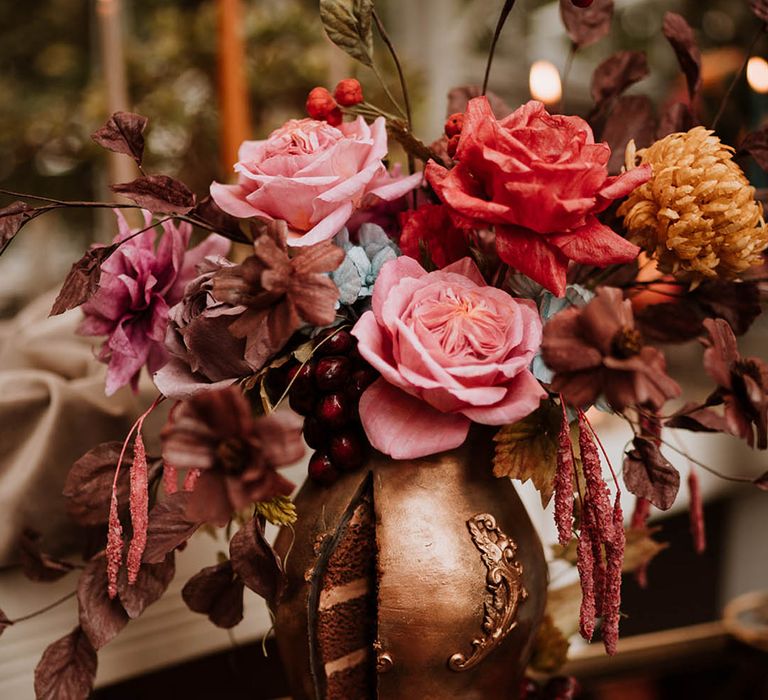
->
[425, 97, 651, 296]
[399, 203, 471, 268]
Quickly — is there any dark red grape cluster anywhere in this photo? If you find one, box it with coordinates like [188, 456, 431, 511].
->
[286, 329, 378, 486]
[520, 676, 581, 700]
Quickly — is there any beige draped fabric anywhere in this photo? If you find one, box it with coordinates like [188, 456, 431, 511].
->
[0, 292, 161, 565]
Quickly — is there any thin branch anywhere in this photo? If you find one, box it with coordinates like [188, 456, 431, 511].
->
[712, 24, 765, 131]
[482, 0, 518, 96]
[560, 43, 577, 112]
[370, 64, 407, 120]
[372, 10, 411, 129]
[10, 590, 76, 624]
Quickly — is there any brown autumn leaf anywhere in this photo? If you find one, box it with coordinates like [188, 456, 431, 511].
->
[529, 613, 570, 673]
[191, 196, 251, 244]
[657, 101, 694, 138]
[49, 244, 117, 317]
[741, 127, 768, 173]
[591, 51, 649, 107]
[116, 552, 175, 619]
[142, 492, 201, 564]
[0, 609, 12, 637]
[553, 526, 667, 573]
[0, 201, 37, 249]
[663, 12, 702, 102]
[751, 0, 768, 24]
[446, 85, 512, 119]
[623, 437, 681, 511]
[111, 175, 195, 214]
[546, 581, 582, 640]
[18, 529, 76, 583]
[559, 0, 614, 49]
[229, 516, 284, 606]
[601, 95, 657, 173]
[63, 442, 132, 526]
[666, 402, 728, 434]
[91, 112, 148, 166]
[181, 560, 245, 629]
[33, 627, 97, 700]
[77, 556, 129, 649]
[754, 471, 768, 491]
[493, 402, 560, 507]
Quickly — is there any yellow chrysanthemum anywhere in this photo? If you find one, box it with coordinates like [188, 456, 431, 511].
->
[618, 127, 767, 281]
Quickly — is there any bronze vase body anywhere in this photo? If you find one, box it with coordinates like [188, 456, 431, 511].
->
[273, 429, 547, 700]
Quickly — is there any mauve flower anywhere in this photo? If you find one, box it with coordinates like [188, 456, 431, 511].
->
[79, 211, 229, 395]
[352, 256, 546, 459]
[212, 221, 345, 370]
[160, 387, 304, 526]
[210, 117, 422, 247]
[541, 287, 681, 411]
[153, 256, 255, 399]
[425, 97, 650, 296]
[702, 318, 768, 449]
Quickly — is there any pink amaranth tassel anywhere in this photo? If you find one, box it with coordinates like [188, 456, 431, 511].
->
[555, 399, 575, 546]
[106, 490, 123, 599]
[126, 432, 149, 585]
[183, 467, 201, 492]
[577, 525, 597, 641]
[578, 412, 613, 543]
[688, 469, 706, 554]
[162, 463, 179, 495]
[602, 495, 625, 655]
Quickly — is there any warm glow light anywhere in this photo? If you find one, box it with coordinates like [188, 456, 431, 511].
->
[529, 60, 562, 105]
[747, 56, 768, 94]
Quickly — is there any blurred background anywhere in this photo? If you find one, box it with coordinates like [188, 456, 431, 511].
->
[0, 1, 767, 698]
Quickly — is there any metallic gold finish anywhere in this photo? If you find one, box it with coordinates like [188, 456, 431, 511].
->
[273, 427, 548, 700]
[448, 513, 528, 672]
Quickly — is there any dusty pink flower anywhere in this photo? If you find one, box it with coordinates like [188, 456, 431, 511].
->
[351, 256, 546, 459]
[160, 387, 304, 526]
[210, 117, 422, 247]
[79, 211, 229, 395]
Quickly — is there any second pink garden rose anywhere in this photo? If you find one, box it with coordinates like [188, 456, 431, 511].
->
[352, 257, 546, 459]
[211, 116, 422, 247]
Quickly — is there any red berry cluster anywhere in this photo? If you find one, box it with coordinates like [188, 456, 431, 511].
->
[305, 79, 364, 127]
[286, 329, 378, 486]
[520, 676, 581, 700]
[444, 111, 464, 159]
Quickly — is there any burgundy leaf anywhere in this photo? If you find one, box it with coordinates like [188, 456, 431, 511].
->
[117, 552, 175, 619]
[34, 627, 97, 700]
[181, 560, 245, 629]
[142, 492, 200, 564]
[446, 86, 512, 119]
[191, 196, 250, 243]
[662, 12, 702, 102]
[601, 95, 657, 174]
[751, 0, 768, 24]
[560, 0, 614, 49]
[111, 175, 195, 214]
[18, 529, 76, 583]
[229, 516, 284, 606]
[591, 51, 649, 107]
[63, 442, 133, 526]
[666, 402, 728, 433]
[50, 244, 117, 317]
[623, 437, 680, 511]
[91, 112, 148, 166]
[740, 127, 768, 173]
[0, 201, 37, 248]
[0, 608, 12, 637]
[657, 102, 694, 138]
[754, 471, 768, 491]
[77, 556, 129, 649]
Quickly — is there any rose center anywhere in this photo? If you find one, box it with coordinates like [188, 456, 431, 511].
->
[611, 326, 643, 359]
[216, 437, 249, 474]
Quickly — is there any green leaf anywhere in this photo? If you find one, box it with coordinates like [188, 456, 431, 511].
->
[319, 0, 374, 67]
[492, 401, 560, 507]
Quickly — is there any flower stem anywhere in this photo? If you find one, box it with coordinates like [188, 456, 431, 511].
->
[9, 590, 76, 624]
[372, 10, 412, 130]
[371, 63, 407, 121]
[712, 23, 765, 131]
[560, 43, 577, 113]
[482, 0, 518, 96]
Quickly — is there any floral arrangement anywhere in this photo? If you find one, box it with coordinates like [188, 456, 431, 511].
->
[2, 1, 768, 698]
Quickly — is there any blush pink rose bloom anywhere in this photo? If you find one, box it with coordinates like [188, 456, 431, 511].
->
[351, 257, 546, 459]
[210, 117, 422, 247]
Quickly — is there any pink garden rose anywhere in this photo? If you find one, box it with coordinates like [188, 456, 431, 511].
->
[210, 116, 422, 247]
[425, 97, 651, 296]
[352, 256, 546, 459]
[79, 211, 229, 395]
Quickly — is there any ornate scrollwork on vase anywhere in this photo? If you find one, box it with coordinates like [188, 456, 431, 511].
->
[448, 513, 528, 672]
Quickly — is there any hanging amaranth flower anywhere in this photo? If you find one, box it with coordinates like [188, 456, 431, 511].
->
[160, 387, 305, 526]
[212, 220, 344, 371]
[541, 287, 681, 411]
[618, 127, 768, 282]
